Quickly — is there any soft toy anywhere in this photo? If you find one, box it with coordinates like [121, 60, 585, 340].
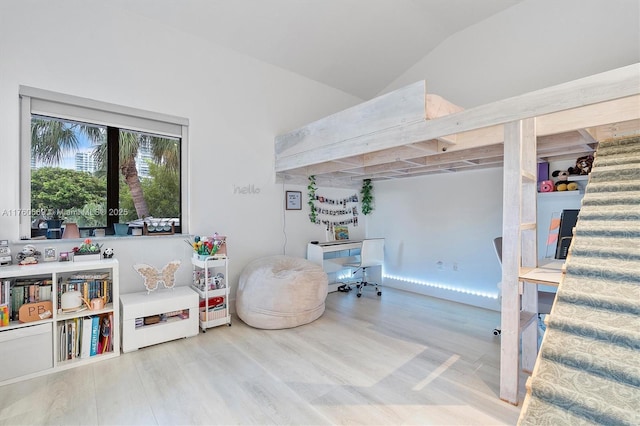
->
[568, 154, 593, 175]
[552, 170, 578, 191]
[16, 244, 41, 265]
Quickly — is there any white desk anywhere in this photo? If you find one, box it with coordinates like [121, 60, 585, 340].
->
[519, 259, 564, 287]
[307, 239, 384, 292]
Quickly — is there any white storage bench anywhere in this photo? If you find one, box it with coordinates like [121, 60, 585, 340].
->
[120, 286, 198, 353]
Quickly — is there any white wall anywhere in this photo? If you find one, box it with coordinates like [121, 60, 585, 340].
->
[0, 1, 363, 298]
[369, 169, 504, 310]
[382, 0, 640, 107]
[370, 0, 639, 309]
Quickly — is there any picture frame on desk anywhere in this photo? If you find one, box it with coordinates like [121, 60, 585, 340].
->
[43, 247, 56, 262]
[285, 191, 302, 210]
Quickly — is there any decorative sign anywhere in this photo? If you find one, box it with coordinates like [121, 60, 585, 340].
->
[19, 301, 53, 323]
[286, 191, 302, 210]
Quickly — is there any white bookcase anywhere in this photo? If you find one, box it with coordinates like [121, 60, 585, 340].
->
[191, 256, 231, 331]
[0, 258, 119, 386]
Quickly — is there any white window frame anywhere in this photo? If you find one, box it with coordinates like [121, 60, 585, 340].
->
[19, 86, 189, 238]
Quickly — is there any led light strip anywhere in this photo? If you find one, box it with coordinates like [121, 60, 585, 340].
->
[383, 274, 499, 299]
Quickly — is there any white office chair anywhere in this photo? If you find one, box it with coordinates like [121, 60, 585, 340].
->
[344, 239, 384, 298]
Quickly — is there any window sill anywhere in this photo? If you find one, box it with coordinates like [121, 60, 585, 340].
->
[16, 233, 186, 245]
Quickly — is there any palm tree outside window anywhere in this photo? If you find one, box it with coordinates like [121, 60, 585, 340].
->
[29, 115, 181, 238]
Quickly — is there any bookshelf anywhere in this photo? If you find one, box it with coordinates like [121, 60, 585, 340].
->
[0, 258, 119, 385]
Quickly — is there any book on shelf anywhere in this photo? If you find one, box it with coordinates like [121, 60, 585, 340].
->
[58, 279, 112, 311]
[68, 272, 110, 280]
[90, 315, 100, 356]
[58, 318, 83, 361]
[0, 304, 9, 326]
[97, 313, 112, 354]
[59, 322, 66, 361]
[6, 279, 54, 321]
[80, 317, 93, 358]
[1, 280, 10, 305]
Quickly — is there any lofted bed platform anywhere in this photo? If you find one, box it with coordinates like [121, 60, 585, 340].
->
[275, 64, 640, 187]
[275, 63, 640, 406]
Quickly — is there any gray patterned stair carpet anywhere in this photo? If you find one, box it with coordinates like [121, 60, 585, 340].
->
[518, 135, 640, 425]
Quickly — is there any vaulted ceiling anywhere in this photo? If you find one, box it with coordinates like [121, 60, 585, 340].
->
[109, 0, 523, 99]
[107, 1, 638, 185]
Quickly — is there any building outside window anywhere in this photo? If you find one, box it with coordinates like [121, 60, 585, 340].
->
[20, 87, 188, 238]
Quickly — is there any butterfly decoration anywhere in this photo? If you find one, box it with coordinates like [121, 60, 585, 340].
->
[133, 260, 181, 293]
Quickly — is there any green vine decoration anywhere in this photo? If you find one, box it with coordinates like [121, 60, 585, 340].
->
[307, 175, 317, 223]
[361, 179, 374, 215]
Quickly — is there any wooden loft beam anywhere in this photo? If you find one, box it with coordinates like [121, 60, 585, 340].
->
[425, 144, 504, 165]
[281, 92, 638, 179]
[275, 80, 428, 158]
[275, 81, 463, 171]
[275, 64, 640, 173]
[536, 95, 640, 136]
[436, 94, 640, 154]
[586, 118, 640, 140]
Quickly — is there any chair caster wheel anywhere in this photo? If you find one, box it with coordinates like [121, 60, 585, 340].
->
[357, 293, 362, 298]
[493, 329, 501, 335]
[377, 291, 382, 296]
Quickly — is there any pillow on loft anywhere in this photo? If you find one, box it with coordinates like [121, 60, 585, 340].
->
[236, 255, 328, 329]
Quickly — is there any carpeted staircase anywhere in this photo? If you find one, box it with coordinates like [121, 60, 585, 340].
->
[518, 135, 640, 425]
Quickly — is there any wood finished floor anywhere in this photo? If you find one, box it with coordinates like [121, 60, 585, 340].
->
[0, 288, 523, 425]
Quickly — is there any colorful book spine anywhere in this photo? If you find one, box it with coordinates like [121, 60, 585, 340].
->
[90, 315, 100, 356]
[0, 304, 9, 326]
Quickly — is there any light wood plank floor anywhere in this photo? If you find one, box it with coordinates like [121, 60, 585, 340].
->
[0, 288, 523, 425]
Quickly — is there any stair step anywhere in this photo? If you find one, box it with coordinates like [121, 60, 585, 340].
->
[528, 355, 640, 425]
[595, 137, 640, 155]
[564, 254, 640, 284]
[578, 207, 640, 222]
[547, 308, 640, 350]
[540, 328, 640, 388]
[585, 180, 640, 193]
[593, 153, 640, 167]
[557, 287, 640, 316]
[597, 135, 640, 145]
[518, 394, 604, 426]
[561, 274, 640, 306]
[589, 164, 640, 183]
[573, 219, 640, 238]
[581, 191, 640, 206]
[569, 236, 640, 260]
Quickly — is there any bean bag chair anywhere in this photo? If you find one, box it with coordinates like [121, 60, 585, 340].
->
[236, 255, 328, 329]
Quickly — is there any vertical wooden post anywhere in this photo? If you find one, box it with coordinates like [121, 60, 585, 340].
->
[500, 118, 538, 404]
[520, 119, 539, 373]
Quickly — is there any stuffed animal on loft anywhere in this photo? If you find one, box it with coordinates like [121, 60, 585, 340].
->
[568, 154, 594, 175]
[551, 170, 579, 191]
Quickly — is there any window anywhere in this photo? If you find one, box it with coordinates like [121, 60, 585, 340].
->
[20, 87, 189, 238]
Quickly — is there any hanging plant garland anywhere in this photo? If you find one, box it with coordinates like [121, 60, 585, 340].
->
[361, 179, 374, 215]
[307, 175, 318, 224]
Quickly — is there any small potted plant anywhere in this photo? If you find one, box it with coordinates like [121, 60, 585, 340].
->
[72, 238, 103, 261]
